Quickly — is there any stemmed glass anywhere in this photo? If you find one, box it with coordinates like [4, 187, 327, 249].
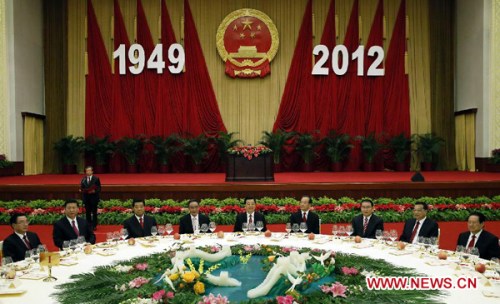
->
[248, 223, 255, 232]
[200, 223, 209, 234]
[285, 223, 292, 235]
[345, 226, 353, 238]
[121, 228, 129, 241]
[106, 232, 114, 244]
[299, 222, 308, 234]
[468, 247, 480, 263]
[1, 257, 13, 272]
[338, 226, 345, 239]
[292, 223, 299, 234]
[165, 223, 173, 236]
[492, 258, 500, 277]
[158, 225, 165, 237]
[209, 222, 217, 233]
[62, 241, 71, 256]
[256, 221, 264, 233]
[375, 229, 383, 242]
[389, 230, 398, 244]
[151, 226, 158, 237]
[332, 225, 339, 239]
[24, 250, 35, 265]
[76, 236, 86, 252]
[69, 240, 77, 254]
[242, 223, 248, 234]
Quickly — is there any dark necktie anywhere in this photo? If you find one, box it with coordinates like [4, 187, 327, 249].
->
[249, 214, 253, 224]
[363, 217, 369, 234]
[139, 217, 144, 229]
[467, 234, 476, 248]
[302, 212, 307, 222]
[409, 221, 420, 243]
[23, 235, 31, 249]
[72, 220, 80, 236]
[87, 177, 91, 184]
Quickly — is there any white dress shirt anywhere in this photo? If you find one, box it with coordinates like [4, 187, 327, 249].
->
[466, 229, 483, 247]
[411, 217, 426, 244]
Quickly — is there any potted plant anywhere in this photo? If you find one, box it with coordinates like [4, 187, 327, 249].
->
[413, 133, 445, 171]
[149, 134, 181, 173]
[115, 136, 145, 173]
[357, 133, 383, 172]
[214, 131, 242, 172]
[259, 130, 294, 172]
[322, 130, 353, 172]
[182, 134, 209, 173]
[0, 154, 15, 176]
[53, 135, 85, 174]
[295, 132, 320, 172]
[389, 133, 412, 171]
[84, 136, 115, 173]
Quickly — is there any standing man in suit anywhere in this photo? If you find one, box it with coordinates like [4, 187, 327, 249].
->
[123, 199, 158, 238]
[351, 199, 384, 239]
[289, 195, 320, 234]
[399, 201, 439, 243]
[234, 197, 267, 232]
[2, 214, 42, 262]
[53, 199, 96, 249]
[80, 166, 101, 231]
[179, 199, 211, 234]
[457, 212, 499, 260]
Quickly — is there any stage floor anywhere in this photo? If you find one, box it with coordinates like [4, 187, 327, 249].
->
[1, 171, 499, 200]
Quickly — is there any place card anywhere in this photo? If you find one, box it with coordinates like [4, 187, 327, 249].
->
[352, 243, 374, 249]
[425, 260, 448, 266]
[482, 289, 500, 298]
[94, 248, 117, 256]
[19, 272, 48, 280]
[389, 250, 412, 256]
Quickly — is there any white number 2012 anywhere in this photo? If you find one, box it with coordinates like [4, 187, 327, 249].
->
[312, 45, 384, 76]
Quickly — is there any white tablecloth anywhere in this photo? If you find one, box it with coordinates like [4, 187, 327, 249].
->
[1, 234, 499, 304]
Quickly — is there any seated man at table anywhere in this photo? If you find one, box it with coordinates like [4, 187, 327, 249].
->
[2, 214, 42, 262]
[234, 197, 267, 232]
[179, 199, 211, 234]
[123, 199, 158, 238]
[289, 195, 320, 234]
[351, 199, 384, 239]
[456, 212, 500, 260]
[399, 201, 438, 244]
[53, 199, 96, 249]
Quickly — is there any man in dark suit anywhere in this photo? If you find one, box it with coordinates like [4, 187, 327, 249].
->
[399, 201, 439, 243]
[234, 197, 267, 232]
[456, 212, 499, 260]
[289, 195, 320, 234]
[80, 166, 101, 231]
[2, 214, 42, 262]
[53, 199, 96, 249]
[123, 199, 158, 238]
[179, 199, 211, 234]
[351, 199, 384, 239]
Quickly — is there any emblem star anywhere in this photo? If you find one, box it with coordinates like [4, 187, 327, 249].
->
[250, 32, 256, 39]
[241, 18, 253, 31]
[240, 33, 246, 39]
[233, 24, 238, 31]
[257, 24, 262, 31]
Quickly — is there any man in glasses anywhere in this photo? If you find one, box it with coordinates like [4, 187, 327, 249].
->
[2, 214, 42, 262]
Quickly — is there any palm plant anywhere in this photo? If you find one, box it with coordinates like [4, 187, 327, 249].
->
[357, 133, 383, 164]
[214, 131, 242, 161]
[84, 136, 115, 166]
[413, 133, 445, 163]
[182, 134, 209, 165]
[53, 135, 85, 165]
[115, 136, 145, 165]
[295, 132, 320, 164]
[259, 130, 295, 165]
[322, 130, 353, 163]
[149, 134, 181, 166]
[389, 133, 412, 164]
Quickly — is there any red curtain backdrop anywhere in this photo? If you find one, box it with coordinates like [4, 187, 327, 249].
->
[383, 0, 410, 138]
[85, 0, 112, 138]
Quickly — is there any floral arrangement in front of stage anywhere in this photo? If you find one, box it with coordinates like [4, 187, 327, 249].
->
[492, 148, 500, 164]
[227, 144, 272, 160]
[54, 244, 441, 304]
[1, 196, 499, 226]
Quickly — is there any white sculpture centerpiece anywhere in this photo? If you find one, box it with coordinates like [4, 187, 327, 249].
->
[247, 250, 311, 298]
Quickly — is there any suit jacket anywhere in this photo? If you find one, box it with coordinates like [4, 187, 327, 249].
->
[80, 175, 101, 204]
[234, 212, 267, 232]
[123, 215, 158, 238]
[457, 230, 500, 260]
[399, 218, 439, 243]
[53, 216, 96, 249]
[290, 210, 320, 234]
[178, 213, 211, 234]
[2, 231, 42, 262]
[351, 214, 384, 239]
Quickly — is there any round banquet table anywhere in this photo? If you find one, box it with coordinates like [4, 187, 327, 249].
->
[1, 233, 499, 304]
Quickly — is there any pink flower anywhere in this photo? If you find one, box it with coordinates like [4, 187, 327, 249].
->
[166, 291, 174, 299]
[276, 295, 295, 304]
[210, 246, 220, 252]
[341, 266, 359, 275]
[135, 263, 148, 271]
[128, 277, 150, 288]
[321, 282, 348, 298]
[198, 293, 229, 304]
[243, 245, 254, 252]
[281, 247, 297, 253]
[152, 290, 165, 301]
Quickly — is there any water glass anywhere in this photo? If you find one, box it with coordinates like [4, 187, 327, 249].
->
[242, 223, 248, 233]
[151, 226, 158, 237]
[209, 222, 216, 233]
[248, 223, 255, 232]
[256, 221, 264, 232]
[121, 228, 129, 240]
[375, 229, 383, 241]
[292, 223, 299, 233]
[200, 223, 209, 233]
[345, 225, 353, 237]
[332, 225, 339, 238]
[165, 223, 173, 236]
[299, 222, 308, 233]
[285, 223, 292, 234]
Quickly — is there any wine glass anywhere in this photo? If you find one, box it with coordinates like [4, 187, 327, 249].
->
[31, 248, 40, 264]
[345, 226, 353, 237]
[332, 225, 339, 238]
[76, 236, 86, 251]
[292, 223, 299, 233]
[375, 229, 383, 241]
[492, 258, 500, 277]
[158, 225, 165, 237]
[121, 228, 129, 240]
[468, 247, 480, 262]
[165, 223, 173, 236]
[69, 240, 77, 253]
[62, 240, 71, 255]
[256, 221, 264, 232]
[285, 223, 292, 235]
[200, 223, 209, 234]
[429, 237, 438, 251]
[338, 226, 345, 238]
[299, 222, 308, 234]
[151, 226, 158, 237]
[248, 223, 255, 232]
[242, 223, 248, 234]
[24, 250, 34, 264]
[1, 257, 13, 272]
[389, 230, 398, 243]
[209, 222, 216, 233]
[106, 232, 114, 244]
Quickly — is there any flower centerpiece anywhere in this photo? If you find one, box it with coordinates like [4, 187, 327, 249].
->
[227, 145, 272, 160]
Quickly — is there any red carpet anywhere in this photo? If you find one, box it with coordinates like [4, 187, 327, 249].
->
[1, 171, 500, 185]
[2, 221, 498, 252]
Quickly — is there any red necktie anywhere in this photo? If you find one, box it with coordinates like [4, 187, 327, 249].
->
[467, 234, 476, 248]
[363, 217, 368, 234]
[302, 212, 307, 222]
[87, 177, 91, 184]
[409, 221, 420, 243]
[23, 235, 31, 250]
[72, 220, 80, 236]
[249, 214, 253, 224]
[139, 217, 144, 229]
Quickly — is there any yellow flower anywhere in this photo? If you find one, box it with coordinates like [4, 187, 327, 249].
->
[268, 255, 276, 262]
[193, 270, 200, 279]
[193, 281, 205, 295]
[168, 273, 179, 281]
[182, 271, 196, 283]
